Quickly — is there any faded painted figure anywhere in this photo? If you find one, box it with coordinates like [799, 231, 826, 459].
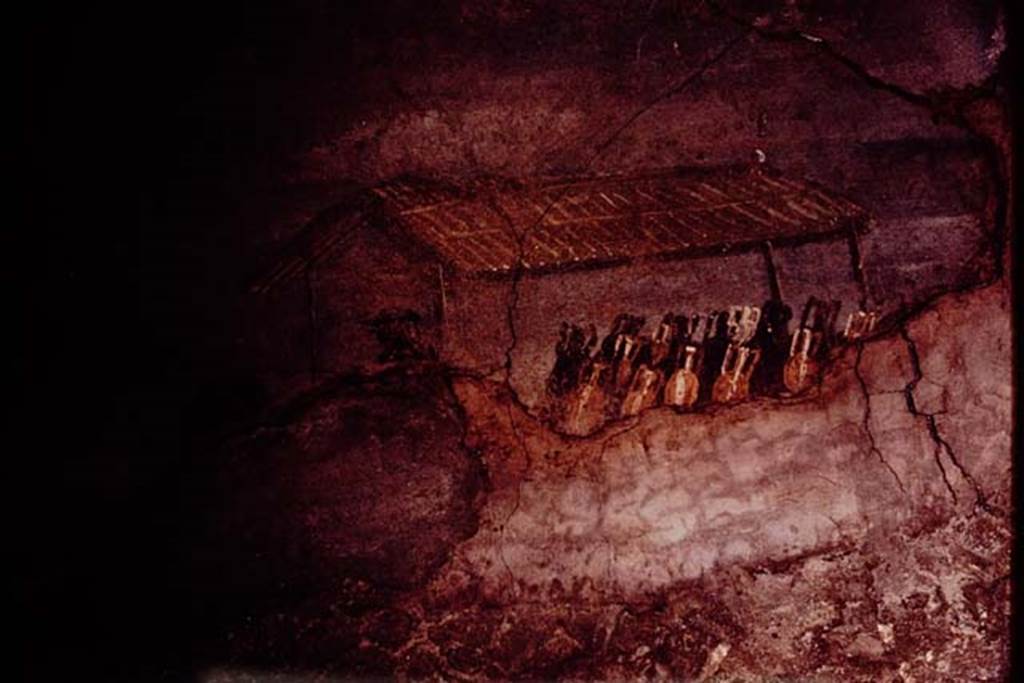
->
[563, 360, 610, 436]
[782, 297, 838, 395]
[547, 322, 597, 397]
[712, 345, 761, 403]
[621, 363, 661, 417]
[664, 345, 700, 410]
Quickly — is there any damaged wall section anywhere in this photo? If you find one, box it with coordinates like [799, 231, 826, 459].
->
[444, 281, 1009, 598]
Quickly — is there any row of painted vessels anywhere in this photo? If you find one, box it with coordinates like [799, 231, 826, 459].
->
[547, 298, 878, 434]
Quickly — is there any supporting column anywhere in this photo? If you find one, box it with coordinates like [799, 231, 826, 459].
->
[846, 226, 871, 310]
[761, 240, 784, 303]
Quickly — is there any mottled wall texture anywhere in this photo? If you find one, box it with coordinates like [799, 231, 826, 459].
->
[35, 0, 1010, 680]
[450, 284, 1010, 596]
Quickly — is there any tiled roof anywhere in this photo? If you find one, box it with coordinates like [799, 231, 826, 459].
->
[370, 166, 868, 276]
[253, 165, 869, 292]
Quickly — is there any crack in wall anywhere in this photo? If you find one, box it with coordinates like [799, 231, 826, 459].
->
[898, 325, 993, 514]
[899, 325, 957, 504]
[852, 341, 907, 494]
[440, 368, 492, 543]
[485, 197, 527, 389]
[498, 399, 532, 591]
[708, 0, 1009, 281]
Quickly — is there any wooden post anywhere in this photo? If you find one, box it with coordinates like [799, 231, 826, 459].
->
[761, 240, 784, 303]
[846, 226, 871, 310]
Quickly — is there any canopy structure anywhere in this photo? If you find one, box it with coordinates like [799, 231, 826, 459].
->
[372, 166, 869, 277]
[253, 165, 871, 301]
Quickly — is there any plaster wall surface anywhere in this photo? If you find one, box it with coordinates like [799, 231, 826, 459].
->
[447, 281, 1009, 597]
[207, 276, 1011, 682]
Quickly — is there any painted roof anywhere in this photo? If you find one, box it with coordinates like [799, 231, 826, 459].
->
[253, 165, 869, 292]
[371, 166, 868, 275]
